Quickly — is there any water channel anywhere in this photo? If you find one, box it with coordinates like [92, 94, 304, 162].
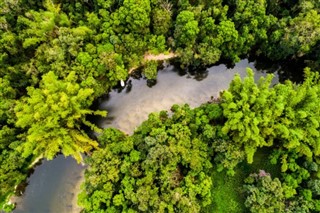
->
[12, 59, 278, 213]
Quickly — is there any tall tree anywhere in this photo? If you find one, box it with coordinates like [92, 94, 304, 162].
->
[15, 71, 106, 162]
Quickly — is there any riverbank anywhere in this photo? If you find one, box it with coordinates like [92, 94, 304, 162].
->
[128, 52, 178, 74]
[69, 171, 85, 213]
[0, 155, 44, 212]
[11, 156, 85, 213]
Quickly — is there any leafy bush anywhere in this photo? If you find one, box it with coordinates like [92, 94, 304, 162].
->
[244, 173, 285, 213]
[143, 60, 158, 80]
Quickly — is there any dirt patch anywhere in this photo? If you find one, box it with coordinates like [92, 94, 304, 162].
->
[128, 52, 177, 74]
[144, 52, 177, 61]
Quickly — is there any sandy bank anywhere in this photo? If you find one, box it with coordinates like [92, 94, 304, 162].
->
[129, 52, 177, 74]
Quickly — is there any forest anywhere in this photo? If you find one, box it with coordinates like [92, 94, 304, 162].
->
[1, 0, 320, 212]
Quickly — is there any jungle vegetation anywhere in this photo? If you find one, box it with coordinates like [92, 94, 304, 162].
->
[1, 0, 320, 212]
[78, 70, 320, 212]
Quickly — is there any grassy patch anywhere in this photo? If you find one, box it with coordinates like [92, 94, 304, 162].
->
[204, 167, 246, 213]
[204, 148, 281, 213]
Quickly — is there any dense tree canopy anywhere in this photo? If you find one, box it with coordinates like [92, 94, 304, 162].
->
[220, 69, 320, 166]
[79, 104, 224, 212]
[79, 70, 320, 212]
[1, 0, 320, 211]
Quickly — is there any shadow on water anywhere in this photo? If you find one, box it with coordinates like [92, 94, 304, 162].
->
[126, 80, 132, 93]
[146, 79, 157, 87]
[161, 60, 210, 81]
[170, 55, 306, 83]
[249, 55, 306, 83]
[190, 68, 209, 81]
[95, 59, 278, 135]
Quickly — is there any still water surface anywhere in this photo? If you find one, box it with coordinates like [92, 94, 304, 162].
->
[12, 60, 277, 212]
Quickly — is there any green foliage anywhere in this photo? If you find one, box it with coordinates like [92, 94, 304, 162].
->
[231, 0, 277, 57]
[143, 60, 158, 80]
[260, 149, 320, 212]
[244, 167, 320, 213]
[112, 0, 151, 34]
[206, 169, 245, 213]
[0, 78, 16, 125]
[0, 77, 30, 210]
[0, 150, 27, 201]
[220, 69, 275, 164]
[264, 8, 320, 60]
[244, 174, 286, 213]
[220, 68, 320, 167]
[174, 11, 199, 47]
[2, 0, 320, 212]
[213, 139, 245, 176]
[78, 67, 320, 212]
[79, 104, 224, 212]
[205, 147, 280, 213]
[152, 7, 172, 35]
[15, 71, 106, 162]
[1, 0, 320, 82]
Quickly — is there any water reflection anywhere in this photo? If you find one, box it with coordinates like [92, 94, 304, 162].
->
[96, 59, 278, 134]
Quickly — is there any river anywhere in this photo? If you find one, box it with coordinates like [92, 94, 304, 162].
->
[11, 59, 277, 213]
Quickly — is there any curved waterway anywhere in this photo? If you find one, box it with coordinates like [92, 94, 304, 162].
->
[97, 60, 278, 133]
[12, 59, 278, 212]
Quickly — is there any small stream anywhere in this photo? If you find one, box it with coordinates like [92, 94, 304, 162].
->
[12, 59, 277, 212]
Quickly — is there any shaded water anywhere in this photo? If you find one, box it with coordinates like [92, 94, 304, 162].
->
[12, 59, 277, 212]
[12, 156, 85, 213]
[97, 59, 278, 133]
